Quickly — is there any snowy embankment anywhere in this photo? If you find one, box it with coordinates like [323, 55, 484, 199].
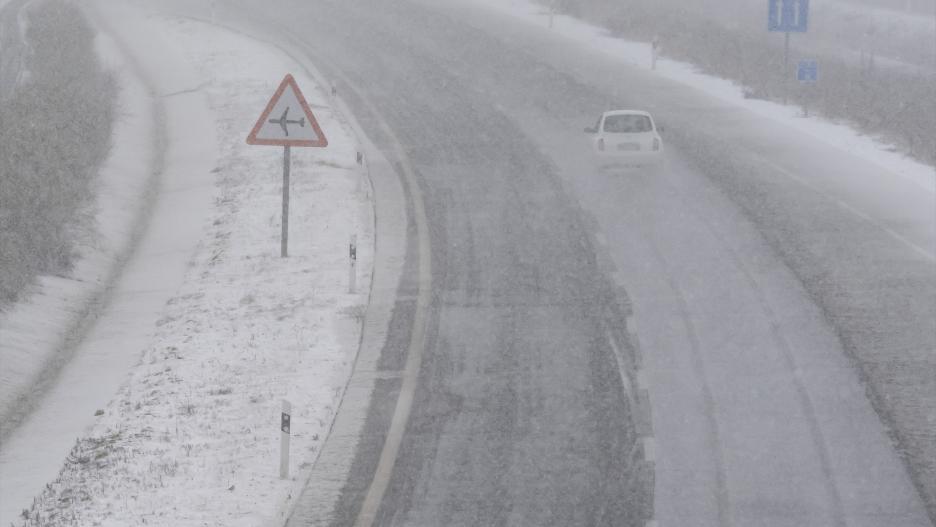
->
[0, 10, 154, 432]
[477, 0, 936, 189]
[1, 1, 220, 523]
[16, 10, 372, 527]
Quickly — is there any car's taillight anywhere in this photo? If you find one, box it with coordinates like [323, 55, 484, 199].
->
[652, 137, 660, 151]
[598, 138, 605, 152]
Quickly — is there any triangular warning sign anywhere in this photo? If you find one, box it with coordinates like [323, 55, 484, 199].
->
[247, 74, 328, 147]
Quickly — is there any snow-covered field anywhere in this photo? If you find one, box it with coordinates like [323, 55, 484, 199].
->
[475, 0, 936, 190]
[15, 14, 373, 527]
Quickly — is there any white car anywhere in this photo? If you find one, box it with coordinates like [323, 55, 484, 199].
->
[585, 110, 664, 168]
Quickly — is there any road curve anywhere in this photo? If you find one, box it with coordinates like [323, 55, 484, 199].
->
[202, 0, 933, 525]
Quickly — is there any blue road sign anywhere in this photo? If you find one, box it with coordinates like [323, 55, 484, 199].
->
[769, 0, 809, 32]
[797, 60, 818, 83]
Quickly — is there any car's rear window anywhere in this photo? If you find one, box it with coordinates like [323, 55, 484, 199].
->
[603, 114, 652, 133]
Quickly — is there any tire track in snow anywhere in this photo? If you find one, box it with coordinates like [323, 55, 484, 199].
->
[640, 230, 733, 527]
[656, 176, 849, 527]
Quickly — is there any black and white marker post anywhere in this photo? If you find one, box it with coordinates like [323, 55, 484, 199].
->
[280, 400, 291, 479]
[349, 234, 358, 293]
[651, 36, 660, 71]
[246, 74, 328, 257]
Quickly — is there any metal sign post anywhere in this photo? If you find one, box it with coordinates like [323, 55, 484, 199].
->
[797, 59, 818, 116]
[768, 0, 809, 105]
[281, 146, 291, 257]
[783, 32, 791, 104]
[246, 74, 329, 257]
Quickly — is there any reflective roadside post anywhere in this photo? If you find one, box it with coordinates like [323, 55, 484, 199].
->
[350, 234, 358, 294]
[280, 400, 291, 479]
[651, 36, 660, 70]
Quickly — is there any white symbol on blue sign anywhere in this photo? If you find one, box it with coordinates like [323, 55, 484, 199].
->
[797, 60, 818, 83]
[769, 0, 809, 32]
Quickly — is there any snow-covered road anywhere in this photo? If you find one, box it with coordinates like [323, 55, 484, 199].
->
[246, 1, 931, 525]
[2, 0, 933, 525]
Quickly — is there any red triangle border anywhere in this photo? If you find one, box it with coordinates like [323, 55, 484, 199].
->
[246, 74, 328, 148]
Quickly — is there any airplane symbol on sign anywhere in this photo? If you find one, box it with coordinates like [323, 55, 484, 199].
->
[269, 107, 306, 137]
[246, 74, 327, 147]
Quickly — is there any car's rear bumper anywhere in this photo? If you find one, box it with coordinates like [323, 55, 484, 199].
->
[596, 150, 663, 167]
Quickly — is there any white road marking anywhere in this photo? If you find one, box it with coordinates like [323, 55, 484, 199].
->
[348, 73, 433, 527]
[760, 157, 936, 262]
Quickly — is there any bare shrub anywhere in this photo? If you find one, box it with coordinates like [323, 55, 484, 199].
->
[0, 0, 117, 306]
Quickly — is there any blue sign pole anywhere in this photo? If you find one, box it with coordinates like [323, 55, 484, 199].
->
[784, 32, 791, 104]
[797, 59, 818, 116]
[768, 0, 780, 30]
[768, 0, 810, 104]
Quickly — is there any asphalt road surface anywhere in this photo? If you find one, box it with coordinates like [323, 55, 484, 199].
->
[174, 0, 935, 525]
